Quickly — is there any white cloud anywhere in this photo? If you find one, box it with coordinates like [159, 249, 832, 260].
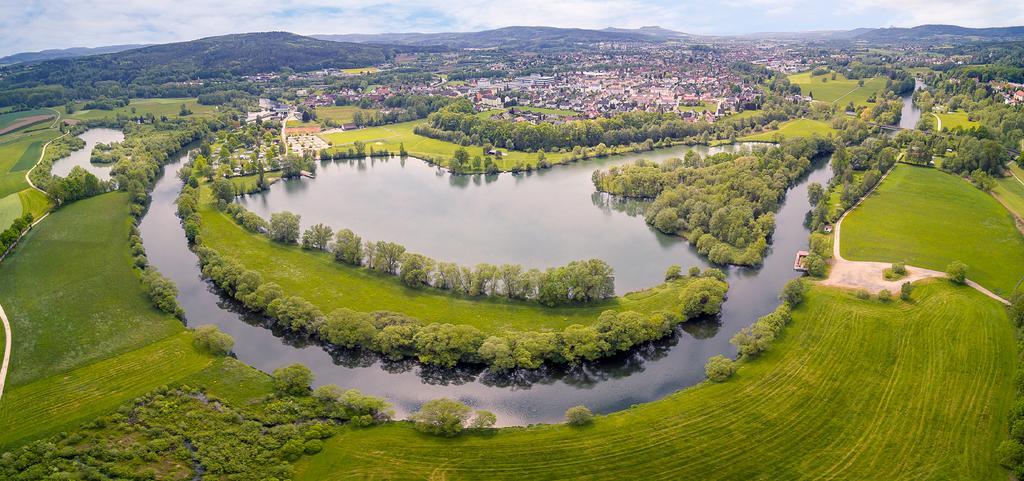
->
[0, 0, 1021, 56]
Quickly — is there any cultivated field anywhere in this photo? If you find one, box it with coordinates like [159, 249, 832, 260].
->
[841, 164, 1024, 296]
[0, 193, 183, 387]
[0, 129, 59, 198]
[198, 191, 691, 332]
[0, 109, 54, 134]
[738, 118, 836, 142]
[788, 71, 888, 106]
[295, 282, 1015, 480]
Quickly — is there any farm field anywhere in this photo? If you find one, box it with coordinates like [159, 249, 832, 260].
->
[788, 71, 887, 106]
[934, 111, 980, 131]
[197, 193, 692, 333]
[0, 108, 54, 131]
[61, 97, 217, 121]
[0, 192, 183, 387]
[0, 128, 59, 198]
[295, 282, 1015, 480]
[738, 118, 836, 142]
[841, 164, 1024, 296]
[342, 66, 379, 74]
[316, 105, 377, 123]
[17, 188, 52, 219]
[0, 192, 21, 228]
[0, 332, 212, 450]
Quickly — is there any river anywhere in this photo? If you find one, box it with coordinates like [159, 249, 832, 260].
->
[51, 128, 123, 181]
[898, 79, 925, 131]
[140, 145, 832, 426]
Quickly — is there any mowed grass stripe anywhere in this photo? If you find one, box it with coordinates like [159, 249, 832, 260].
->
[841, 163, 1024, 296]
[0, 332, 212, 449]
[9, 141, 43, 171]
[294, 282, 1014, 480]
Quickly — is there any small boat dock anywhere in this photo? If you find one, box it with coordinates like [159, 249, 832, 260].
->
[793, 250, 809, 271]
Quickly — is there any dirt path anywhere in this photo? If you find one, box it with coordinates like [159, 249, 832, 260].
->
[0, 303, 10, 400]
[823, 165, 1010, 305]
[931, 113, 942, 131]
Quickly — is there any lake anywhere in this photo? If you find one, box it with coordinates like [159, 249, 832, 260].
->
[51, 128, 123, 181]
[141, 144, 831, 426]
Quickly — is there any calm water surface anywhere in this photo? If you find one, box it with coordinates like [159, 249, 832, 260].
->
[141, 144, 831, 425]
[51, 128, 123, 181]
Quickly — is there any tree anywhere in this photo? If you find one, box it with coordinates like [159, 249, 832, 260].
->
[211, 178, 236, 205]
[878, 289, 892, 302]
[469, 410, 497, 429]
[781, 279, 805, 306]
[946, 260, 968, 284]
[564, 405, 594, 426]
[333, 228, 363, 265]
[272, 364, 313, 396]
[807, 182, 824, 206]
[704, 354, 736, 382]
[301, 223, 333, 251]
[804, 253, 827, 278]
[269, 211, 301, 244]
[664, 265, 682, 281]
[179, 103, 192, 116]
[192, 325, 234, 355]
[900, 281, 914, 301]
[410, 398, 473, 436]
[373, 241, 406, 274]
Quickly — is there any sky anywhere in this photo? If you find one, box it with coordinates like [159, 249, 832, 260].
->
[2, 0, 1024, 57]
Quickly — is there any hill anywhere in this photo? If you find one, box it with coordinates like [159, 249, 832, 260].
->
[0, 32, 427, 89]
[314, 26, 661, 50]
[0, 44, 150, 66]
[852, 24, 1024, 43]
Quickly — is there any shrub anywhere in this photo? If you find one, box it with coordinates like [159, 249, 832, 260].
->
[272, 364, 313, 396]
[192, 325, 234, 355]
[410, 398, 473, 437]
[664, 264, 682, 281]
[469, 410, 497, 429]
[878, 289, 892, 302]
[946, 261, 968, 284]
[900, 282, 914, 301]
[704, 354, 736, 382]
[781, 279, 805, 306]
[565, 405, 594, 426]
[855, 289, 871, 300]
[804, 253, 827, 277]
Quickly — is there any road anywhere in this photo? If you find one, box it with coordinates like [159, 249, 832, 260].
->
[0, 303, 10, 400]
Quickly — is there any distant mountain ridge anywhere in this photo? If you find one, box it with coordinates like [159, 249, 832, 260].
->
[0, 32, 436, 89]
[850, 24, 1024, 42]
[313, 26, 667, 49]
[0, 44, 152, 66]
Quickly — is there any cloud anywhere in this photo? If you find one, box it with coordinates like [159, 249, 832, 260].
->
[0, 0, 1021, 56]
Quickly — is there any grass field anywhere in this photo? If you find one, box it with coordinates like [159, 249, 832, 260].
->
[993, 162, 1024, 220]
[0, 128, 59, 198]
[0, 193, 183, 387]
[0, 192, 20, 228]
[935, 111, 980, 131]
[343, 67, 379, 74]
[198, 195, 690, 333]
[842, 164, 1024, 296]
[316, 105, 377, 123]
[513, 106, 578, 116]
[0, 332, 212, 449]
[61, 98, 217, 121]
[295, 282, 1014, 480]
[788, 71, 888, 107]
[738, 118, 836, 142]
[17, 188, 52, 219]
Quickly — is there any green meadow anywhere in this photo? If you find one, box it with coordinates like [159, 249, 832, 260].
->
[295, 282, 1014, 480]
[0, 193, 183, 387]
[738, 118, 836, 142]
[993, 162, 1024, 219]
[61, 98, 218, 121]
[788, 71, 888, 106]
[0, 129, 59, 198]
[935, 111, 980, 131]
[841, 164, 1024, 296]
[316, 105, 378, 123]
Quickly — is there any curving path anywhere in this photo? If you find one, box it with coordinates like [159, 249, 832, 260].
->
[820, 165, 1010, 305]
[0, 304, 9, 400]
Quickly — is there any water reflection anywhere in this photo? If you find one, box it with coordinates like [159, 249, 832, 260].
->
[51, 128, 123, 181]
